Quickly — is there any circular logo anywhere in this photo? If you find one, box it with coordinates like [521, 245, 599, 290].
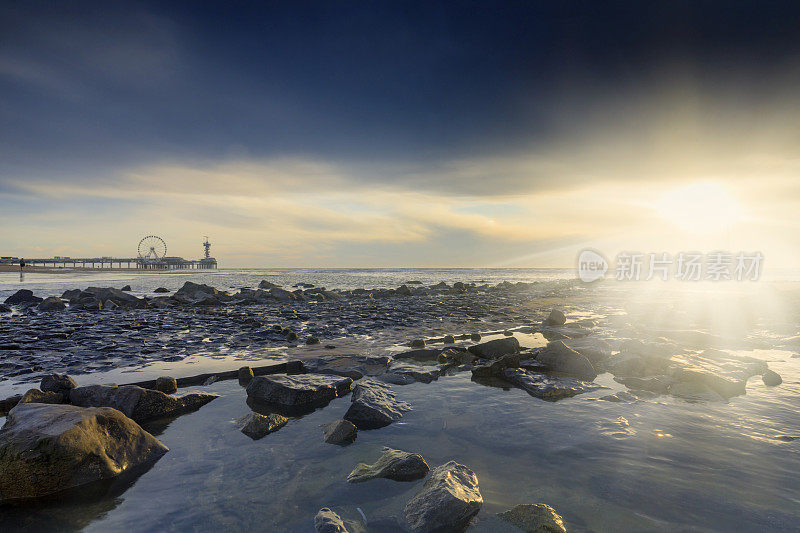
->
[577, 249, 608, 282]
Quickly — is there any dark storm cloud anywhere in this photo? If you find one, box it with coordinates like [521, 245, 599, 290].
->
[1, 0, 800, 187]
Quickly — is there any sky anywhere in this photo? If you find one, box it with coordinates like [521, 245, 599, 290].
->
[2, 1, 800, 268]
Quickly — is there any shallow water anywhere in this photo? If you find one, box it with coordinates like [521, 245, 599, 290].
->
[1, 269, 799, 532]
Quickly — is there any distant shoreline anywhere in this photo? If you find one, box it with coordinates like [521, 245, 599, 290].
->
[0, 265, 186, 274]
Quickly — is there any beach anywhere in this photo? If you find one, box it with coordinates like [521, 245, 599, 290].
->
[0, 269, 798, 531]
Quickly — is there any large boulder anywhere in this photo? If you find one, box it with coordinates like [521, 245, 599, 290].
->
[69, 384, 218, 423]
[536, 341, 597, 380]
[344, 379, 410, 429]
[347, 447, 429, 483]
[4, 289, 42, 305]
[497, 503, 567, 533]
[404, 461, 483, 532]
[502, 368, 604, 401]
[258, 280, 280, 290]
[41, 373, 77, 395]
[0, 403, 168, 502]
[246, 374, 352, 407]
[38, 296, 66, 311]
[468, 337, 520, 358]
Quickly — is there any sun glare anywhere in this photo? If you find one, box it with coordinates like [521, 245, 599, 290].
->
[654, 182, 744, 234]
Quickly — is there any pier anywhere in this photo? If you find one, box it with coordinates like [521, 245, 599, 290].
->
[0, 236, 218, 270]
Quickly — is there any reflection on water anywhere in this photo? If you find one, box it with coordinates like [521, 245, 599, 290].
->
[2, 368, 797, 532]
[1, 271, 799, 531]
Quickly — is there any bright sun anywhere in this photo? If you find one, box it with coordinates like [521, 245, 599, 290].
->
[654, 182, 745, 234]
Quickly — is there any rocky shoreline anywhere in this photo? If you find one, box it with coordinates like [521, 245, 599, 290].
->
[0, 278, 791, 531]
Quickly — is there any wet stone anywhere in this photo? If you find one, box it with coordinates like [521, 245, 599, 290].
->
[155, 376, 178, 394]
[323, 419, 357, 445]
[246, 374, 352, 407]
[238, 412, 288, 440]
[347, 447, 429, 483]
[496, 503, 567, 533]
[502, 368, 605, 401]
[404, 461, 483, 533]
[344, 379, 411, 429]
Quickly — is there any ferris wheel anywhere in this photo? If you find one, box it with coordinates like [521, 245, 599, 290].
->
[137, 235, 167, 261]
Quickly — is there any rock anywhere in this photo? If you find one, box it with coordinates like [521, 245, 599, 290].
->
[344, 379, 411, 429]
[246, 374, 352, 407]
[471, 353, 522, 379]
[306, 336, 321, 345]
[38, 296, 66, 311]
[668, 381, 724, 402]
[347, 447, 429, 483]
[396, 284, 413, 296]
[604, 352, 646, 377]
[545, 309, 566, 326]
[69, 384, 219, 422]
[0, 395, 22, 417]
[303, 355, 391, 380]
[238, 366, 255, 383]
[410, 339, 426, 348]
[258, 280, 280, 290]
[497, 503, 567, 533]
[19, 388, 64, 405]
[41, 373, 77, 395]
[762, 369, 782, 386]
[443, 335, 456, 344]
[315, 508, 348, 533]
[270, 287, 300, 301]
[561, 337, 612, 364]
[62, 289, 82, 300]
[4, 289, 43, 305]
[155, 376, 178, 394]
[0, 403, 168, 501]
[381, 363, 442, 384]
[153, 287, 170, 293]
[438, 347, 477, 365]
[0, 304, 10, 313]
[238, 412, 288, 440]
[80, 287, 143, 307]
[600, 390, 657, 402]
[502, 368, 604, 401]
[613, 375, 675, 394]
[536, 341, 597, 380]
[468, 337, 520, 358]
[404, 461, 482, 532]
[174, 281, 219, 299]
[120, 285, 132, 291]
[395, 349, 441, 361]
[323, 419, 357, 445]
[284, 329, 298, 341]
[672, 368, 745, 398]
[470, 333, 482, 342]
